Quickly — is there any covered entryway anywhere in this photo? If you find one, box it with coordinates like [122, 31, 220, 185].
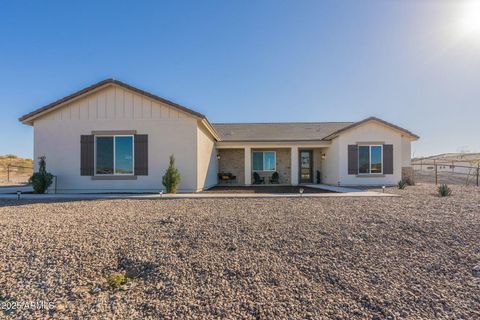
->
[216, 144, 330, 186]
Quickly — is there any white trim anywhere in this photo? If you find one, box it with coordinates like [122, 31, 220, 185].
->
[252, 151, 277, 172]
[94, 135, 135, 176]
[358, 144, 383, 175]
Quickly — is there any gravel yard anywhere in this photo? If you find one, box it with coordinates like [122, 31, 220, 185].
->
[0, 183, 479, 319]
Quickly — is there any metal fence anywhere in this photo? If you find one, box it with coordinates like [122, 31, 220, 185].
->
[412, 161, 480, 186]
[0, 164, 33, 185]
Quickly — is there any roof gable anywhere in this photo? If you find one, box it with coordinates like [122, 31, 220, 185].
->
[19, 79, 220, 140]
[323, 117, 419, 141]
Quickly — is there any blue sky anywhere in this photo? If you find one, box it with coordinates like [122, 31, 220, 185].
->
[1, 0, 479, 158]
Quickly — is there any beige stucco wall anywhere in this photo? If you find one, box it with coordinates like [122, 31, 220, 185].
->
[322, 140, 340, 185]
[312, 148, 327, 184]
[252, 148, 291, 184]
[217, 149, 245, 185]
[32, 85, 207, 193]
[196, 124, 218, 190]
[401, 136, 412, 167]
[335, 122, 411, 186]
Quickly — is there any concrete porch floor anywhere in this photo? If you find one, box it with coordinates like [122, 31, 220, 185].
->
[203, 185, 334, 194]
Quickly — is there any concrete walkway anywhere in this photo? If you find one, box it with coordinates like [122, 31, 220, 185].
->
[303, 184, 365, 193]
[0, 190, 396, 200]
[0, 185, 32, 194]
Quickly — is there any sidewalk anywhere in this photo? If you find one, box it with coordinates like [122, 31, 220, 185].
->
[0, 190, 397, 200]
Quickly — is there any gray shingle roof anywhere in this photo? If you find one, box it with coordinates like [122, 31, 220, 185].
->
[212, 122, 354, 141]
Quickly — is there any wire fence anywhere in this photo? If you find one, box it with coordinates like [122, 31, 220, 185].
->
[412, 161, 480, 186]
[0, 164, 33, 185]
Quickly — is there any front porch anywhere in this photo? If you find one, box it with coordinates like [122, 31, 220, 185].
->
[216, 145, 328, 186]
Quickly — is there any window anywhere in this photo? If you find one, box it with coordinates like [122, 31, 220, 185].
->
[358, 145, 382, 174]
[95, 135, 134, 175]
[252, 151, 276, 171]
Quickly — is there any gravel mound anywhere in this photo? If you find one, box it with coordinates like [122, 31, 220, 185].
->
[0, 183, 479, 319]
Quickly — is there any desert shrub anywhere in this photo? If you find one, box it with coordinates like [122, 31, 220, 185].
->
[107, 272, 128, 289]
[397, 180, 407, 189]
[28, 156, 53, 194]
[438, 184, 452, 197]
[162, 155, 181, 193]
[404, 177, 415, 186]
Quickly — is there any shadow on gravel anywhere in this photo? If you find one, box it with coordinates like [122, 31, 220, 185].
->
[0, 198, 110, 208]
[116, 253, 159, 282]
[0, 197, 171, 208]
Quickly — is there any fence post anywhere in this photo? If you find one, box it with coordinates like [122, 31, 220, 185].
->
[7, 164, 10, 182]
[477, 163, 479, 187]
[434, 160, 438, 185]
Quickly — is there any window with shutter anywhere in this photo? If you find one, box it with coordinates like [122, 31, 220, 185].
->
[91, 135, 135, 176]
[357, 145, 383, 174]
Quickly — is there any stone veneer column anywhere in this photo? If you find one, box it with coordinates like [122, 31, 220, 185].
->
[244, 147, 251, 185]
[291, 146, 299, 185]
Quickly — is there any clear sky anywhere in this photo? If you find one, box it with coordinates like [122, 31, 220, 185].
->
[1, 0, 479, 159]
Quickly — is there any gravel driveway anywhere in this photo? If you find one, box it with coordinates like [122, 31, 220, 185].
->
[0, 183, 479, 319]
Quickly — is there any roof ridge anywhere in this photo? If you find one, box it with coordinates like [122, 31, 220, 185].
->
[212, 121, 355, 125]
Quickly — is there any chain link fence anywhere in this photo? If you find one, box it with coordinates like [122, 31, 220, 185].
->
[0, 164, 33, 186]
[413, 161, 480, 186]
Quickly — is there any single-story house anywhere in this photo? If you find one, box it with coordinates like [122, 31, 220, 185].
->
[19, 79, 419, 193]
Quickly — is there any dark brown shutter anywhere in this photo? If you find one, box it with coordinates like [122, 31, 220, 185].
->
[383, 144, 393, 174]
[348, 145, 358, 175]
[134, 134, 148, 175]
[80, 135, 94, 176]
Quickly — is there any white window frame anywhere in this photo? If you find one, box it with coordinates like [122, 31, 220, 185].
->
[252, 151, 277, 172]
[94, 135, 135, 176]
[358, 145, 383, 175]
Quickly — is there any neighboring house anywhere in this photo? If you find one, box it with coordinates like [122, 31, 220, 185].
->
[19, 79, 419, 193]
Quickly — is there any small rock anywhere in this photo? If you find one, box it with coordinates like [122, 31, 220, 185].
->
[472, 265, 480, 277]
[91, 286, 102, 294]
[72, 286, 90, 295]
[55, 303, 66, 312]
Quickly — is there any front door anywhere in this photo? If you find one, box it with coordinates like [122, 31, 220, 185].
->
[299, 150, 313, 183]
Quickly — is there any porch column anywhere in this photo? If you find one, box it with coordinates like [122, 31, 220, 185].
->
[244, 147, 251, 185]
[291, 146, 299, 185]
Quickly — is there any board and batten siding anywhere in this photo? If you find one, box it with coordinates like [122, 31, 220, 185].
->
[33, 85, 205, 193]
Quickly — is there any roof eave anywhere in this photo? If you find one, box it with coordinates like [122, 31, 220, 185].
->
[322, 117, 419, 141]
[18, 79, 210, 126]
[200, 118, 221, 141]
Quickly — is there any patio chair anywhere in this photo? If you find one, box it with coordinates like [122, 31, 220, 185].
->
[218, 173, 237, 184]
[253, 172, 265, 184]
[269, 172, 279, 184]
